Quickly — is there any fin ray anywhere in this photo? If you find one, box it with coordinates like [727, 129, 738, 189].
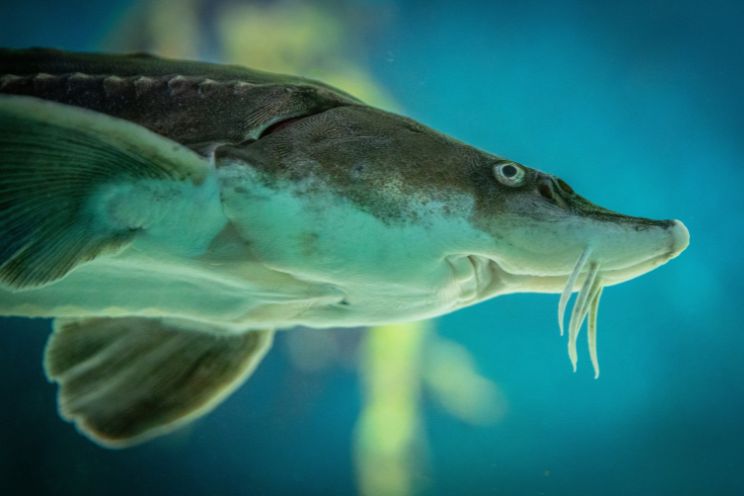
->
[45, 317, 273, 448]
[0, 95, 210, 289]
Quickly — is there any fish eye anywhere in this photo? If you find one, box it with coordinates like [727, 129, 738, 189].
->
[493, 162, 526, 187]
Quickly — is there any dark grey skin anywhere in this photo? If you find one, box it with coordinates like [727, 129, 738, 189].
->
[0, 49, 689, 446]
[0, 48, 675, 233]
[0, 48, 360, 148]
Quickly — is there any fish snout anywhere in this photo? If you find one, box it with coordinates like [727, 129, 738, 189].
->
[537, 173, 685, 242]
[667, 219, 690, 259]
[531, 172, 690, 278]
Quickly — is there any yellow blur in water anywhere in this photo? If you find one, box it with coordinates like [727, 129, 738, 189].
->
[355, 322, 427, 496]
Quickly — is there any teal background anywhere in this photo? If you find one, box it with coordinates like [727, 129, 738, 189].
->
[0, 1, 741, 494]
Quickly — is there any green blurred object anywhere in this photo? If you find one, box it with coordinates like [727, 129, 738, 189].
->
[423, 337, 507, 426]
[355, 322, 428, 496]
[217, 2, 395, 109]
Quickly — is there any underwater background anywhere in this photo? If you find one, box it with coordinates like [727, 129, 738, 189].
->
[0, 0, 741, 495]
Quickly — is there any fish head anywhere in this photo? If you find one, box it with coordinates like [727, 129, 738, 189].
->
[245, 104, 689, 294]
[448, 137, 690, 376]
[466, 159, 690, 293]
[234, 103, 689, 374]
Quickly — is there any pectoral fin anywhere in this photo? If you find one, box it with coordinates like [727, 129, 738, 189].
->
[44, 317, 273, 448]
[0, 95, 210, 289]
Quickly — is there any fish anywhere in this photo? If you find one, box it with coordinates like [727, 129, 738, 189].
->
[0, 48, 689, 447]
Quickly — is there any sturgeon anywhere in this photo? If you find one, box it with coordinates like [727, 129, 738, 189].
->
[0, 48, 689, 447]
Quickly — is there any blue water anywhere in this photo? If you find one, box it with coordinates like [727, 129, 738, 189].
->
[1, 1, 742, 495]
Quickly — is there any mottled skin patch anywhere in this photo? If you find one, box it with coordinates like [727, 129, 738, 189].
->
[217, 104, 673, 240]
[298, 232, 321, 258]
[216, 107, 479, 224]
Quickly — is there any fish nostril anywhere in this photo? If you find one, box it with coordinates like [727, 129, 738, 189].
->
[556, 178, 574, 195]
[538, 183, 555, 202]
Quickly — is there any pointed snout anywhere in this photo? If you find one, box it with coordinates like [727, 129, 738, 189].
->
[668, 220, 690, 259]
[536, 173, 688, 244]
[527, 171, 690, 283]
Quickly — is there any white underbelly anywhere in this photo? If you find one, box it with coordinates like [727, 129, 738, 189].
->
[0, 241, 462, 331]
[0, 246, 334, 327]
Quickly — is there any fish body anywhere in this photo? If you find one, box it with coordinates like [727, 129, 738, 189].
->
[0, 48, 689, 447]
